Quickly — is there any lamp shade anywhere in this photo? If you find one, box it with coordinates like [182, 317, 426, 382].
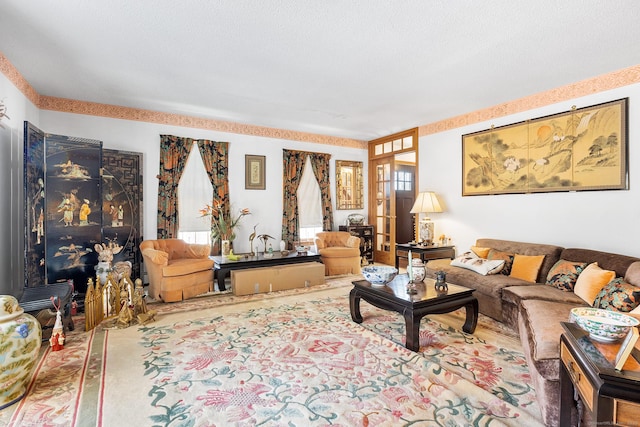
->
[410, 191, 443, 214]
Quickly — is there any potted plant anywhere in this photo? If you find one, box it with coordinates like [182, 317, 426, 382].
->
[200, 202, 250, 256]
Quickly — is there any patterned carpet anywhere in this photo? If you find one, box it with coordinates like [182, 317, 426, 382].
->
[0, 275, 542, 426]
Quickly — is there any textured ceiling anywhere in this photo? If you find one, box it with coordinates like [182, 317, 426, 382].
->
[2, 1, 640, 141]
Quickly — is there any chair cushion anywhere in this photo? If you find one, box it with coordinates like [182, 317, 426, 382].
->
[163, 258, 214, 277]
[319, 247, 360, 258]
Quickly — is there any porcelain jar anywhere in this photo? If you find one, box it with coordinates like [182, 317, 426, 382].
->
[411, 258, 426, 282]
[0, 295, 42, 410]
[221, 240, 231, 256]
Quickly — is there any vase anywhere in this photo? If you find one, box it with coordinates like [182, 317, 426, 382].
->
[0, 295, 42, 410]
[221, 240, 231, 256]
[411, 258, 426, 282]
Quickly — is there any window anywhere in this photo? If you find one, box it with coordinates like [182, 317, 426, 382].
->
[178, 143, 212, 244]
[395, 170, 413, 191]
[297, 155, 323, 245]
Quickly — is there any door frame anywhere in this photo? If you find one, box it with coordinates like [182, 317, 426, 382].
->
[368, 128, 419, 265]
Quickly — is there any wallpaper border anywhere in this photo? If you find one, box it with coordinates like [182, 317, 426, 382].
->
[2, 53, 639, 146]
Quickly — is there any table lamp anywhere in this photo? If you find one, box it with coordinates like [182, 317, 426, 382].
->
[409, 191, 443, 244]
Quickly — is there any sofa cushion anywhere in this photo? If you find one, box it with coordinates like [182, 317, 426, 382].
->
[487, 249, 514, 275]
[574, 263, 616, 305]
[519, 299, 576, 381]
[593, 277, 640, 312]
[559, 248, 640, 278]
[545, 259, 588, 291]
[503, 284, 586, 306]
[450, 252, 504, 275]
[510, 254, 545, 282]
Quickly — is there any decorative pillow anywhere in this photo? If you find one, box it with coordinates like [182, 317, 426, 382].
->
[470, 246, 491, 259]
[450, 252, 504, 276]
[509, 254, 546, 283]
[574, 263, 616, 305]
[545, 259, 589, 292]
[593, 277, 640, 312]
[487, 249, 514, 276]
[624, 261, 640, 287]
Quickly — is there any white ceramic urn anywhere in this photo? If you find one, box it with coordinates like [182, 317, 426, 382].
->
[411, 258, 426, 282]
[0, 295, 42, 409]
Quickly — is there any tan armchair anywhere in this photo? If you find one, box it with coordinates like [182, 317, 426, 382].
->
[140, 239, 214, 302]
[314, 231, 362, 275]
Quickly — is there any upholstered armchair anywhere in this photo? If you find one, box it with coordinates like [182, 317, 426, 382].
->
[140, 239, 214, 302]
[314, 231, 362, 275]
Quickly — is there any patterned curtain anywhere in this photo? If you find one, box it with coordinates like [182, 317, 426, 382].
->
[281, 149, 308, 246]
[197, 139, 230, 244]
[157, 135, 192, 238]
[309, 152, 334, 231]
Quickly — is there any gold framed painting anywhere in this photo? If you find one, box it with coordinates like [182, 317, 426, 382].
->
[462, 98, 628, 196]
[245, 155, 265, 190]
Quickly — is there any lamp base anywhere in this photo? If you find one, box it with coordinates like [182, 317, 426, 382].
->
[419, 219, 434, 244]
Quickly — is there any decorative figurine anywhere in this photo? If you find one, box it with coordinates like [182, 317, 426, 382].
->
[49, 297, 65, 351]
[249, 224, 258, 256]
[435, 270, 448, 293]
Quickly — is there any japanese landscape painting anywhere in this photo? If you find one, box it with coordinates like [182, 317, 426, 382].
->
[462, 98, 627, 196]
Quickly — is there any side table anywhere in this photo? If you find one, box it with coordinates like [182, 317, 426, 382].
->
[560, 322, 640, 426]
[395, 243, 455, 269]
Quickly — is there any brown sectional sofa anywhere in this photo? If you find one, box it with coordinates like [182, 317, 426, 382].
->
[426, 238, 640, 427]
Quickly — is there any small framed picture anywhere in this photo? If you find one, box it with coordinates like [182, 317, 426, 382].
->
[615, 327, 639, 371]
[245, 155, 265, 190]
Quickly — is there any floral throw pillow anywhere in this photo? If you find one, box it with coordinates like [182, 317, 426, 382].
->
[545, 259, 588, 292]
[593, 278, 640, 312]
[487, 249, 514, 276]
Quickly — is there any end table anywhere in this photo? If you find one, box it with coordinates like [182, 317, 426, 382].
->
[395, 243, 455, 269]
[560, 322, 640, 426]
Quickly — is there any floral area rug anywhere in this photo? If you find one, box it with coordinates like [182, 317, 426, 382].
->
[0, 275, 543, 426]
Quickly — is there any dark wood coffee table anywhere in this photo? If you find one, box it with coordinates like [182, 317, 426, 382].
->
[350, 274, 478, 351]
[212, 251, 321, 291]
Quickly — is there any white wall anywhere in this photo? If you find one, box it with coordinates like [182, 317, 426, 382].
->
[420, 83, 640, 258]
[39, 111, 368, 254]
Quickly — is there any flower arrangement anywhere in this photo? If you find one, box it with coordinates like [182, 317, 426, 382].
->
[199, 202, 250, 242]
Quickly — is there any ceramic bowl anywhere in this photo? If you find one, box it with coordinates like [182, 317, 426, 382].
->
[571, 307, 639, 342]
[362, 266, 398, 286]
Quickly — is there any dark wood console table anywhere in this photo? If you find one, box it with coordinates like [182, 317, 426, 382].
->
[560, 322, 640, 426]
[395, 243, 455, 268]
[212, 251, 321, 291]
[350, 274, 477, 352]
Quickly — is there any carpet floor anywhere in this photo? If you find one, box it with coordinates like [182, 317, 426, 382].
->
[0, 275, 542, 426]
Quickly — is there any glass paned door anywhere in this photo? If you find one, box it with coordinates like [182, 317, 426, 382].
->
[371, 157, 396, 265]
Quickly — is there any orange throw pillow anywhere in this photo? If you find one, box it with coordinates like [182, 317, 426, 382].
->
[510, 254, 546, 282]
[470, 246, 491, 259]
[574, 262, 616, 305]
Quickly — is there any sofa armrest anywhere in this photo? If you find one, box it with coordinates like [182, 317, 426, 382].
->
[141, 248, 169, 266]
[346, 236, 361, 249]
[187, 243, 211, 258]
